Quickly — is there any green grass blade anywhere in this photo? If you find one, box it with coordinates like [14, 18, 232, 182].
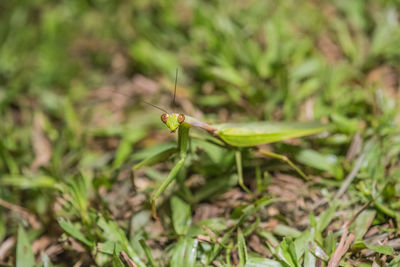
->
[171, 196, 191, 235]
[58, 219, 94, 248]
[16, 225, 35, 267]
[139, 239, 157, 267]
[245, 257, 283, 267]
[238, 228, 248, 267]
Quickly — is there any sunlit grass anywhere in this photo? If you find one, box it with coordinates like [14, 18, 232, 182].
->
[0, 0, 399, 266]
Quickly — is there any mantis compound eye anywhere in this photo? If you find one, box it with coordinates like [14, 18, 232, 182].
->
[161, 114, 168, 123]
[177, 114, 185, 124]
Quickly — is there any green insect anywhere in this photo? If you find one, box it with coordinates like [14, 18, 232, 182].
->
[133, 70, 327, 218]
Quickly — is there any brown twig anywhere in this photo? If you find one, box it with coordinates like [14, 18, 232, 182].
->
[120, 250, 138, 267]
[0, 237, 16, 261]
[335, 152, 365, 199]
[328, 230, 355, 267]
[0, 198, 41, 229]
[312, 148, 366, 210]
[328, 201, 372, 267]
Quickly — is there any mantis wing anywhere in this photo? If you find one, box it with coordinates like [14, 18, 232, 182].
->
[213, 121, 327, 147]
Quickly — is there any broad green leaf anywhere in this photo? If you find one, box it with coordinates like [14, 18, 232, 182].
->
[366, 244, 393, 256]
[276, 238, 299, 267]
[16, 225, 35, 267]
[63, 98, 81, 140]
[191, 138, 226, 164]
[198, 95, 231, 107]
[1, 175, 57, 189]
[238, 228, 248, 267]
[97, 241, 123, 255]
[58, 219, 94, 248]
[324, 231, 336, 256]
[291, 59, 321, 80]
[192, 174, 237, 203]
[245, 257, 283, 267]
[0, 213, 5, 241]
[330, 113, 359, 134]
[390, 254, 400, 265]
[303, 251, 316, 267]
[293, 231, 312, 260]
[171, 237, 198, 267]
[308, 241, 329, 261]
[273, 224, 301, 238]
[296, 149, 343, 179]
[316, 203, 337, 233]
[130, 40, 179, 73]
[195, 218, 229, 232]
[257, 229, 279, 247]
[211, 66, 246, 87]
[113, 128, 146, 169]
[171, 196, 191, 235]
[353, 210, 376, 240]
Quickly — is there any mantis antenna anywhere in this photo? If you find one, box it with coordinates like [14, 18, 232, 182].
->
[142, 100, 170, 114]
[109, 88, 170, 114]
[173, 68, 178, 107]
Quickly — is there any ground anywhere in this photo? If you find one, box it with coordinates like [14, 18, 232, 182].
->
[0, 0, 400, 266]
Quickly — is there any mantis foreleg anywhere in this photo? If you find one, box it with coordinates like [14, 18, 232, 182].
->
[131, 147, 179, 188]
[151, 156, 186, 218]
[132, 147, 179, 171]
[151, 123, 191, 218]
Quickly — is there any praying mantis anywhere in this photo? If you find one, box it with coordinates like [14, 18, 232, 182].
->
[131, 70, 327, 218]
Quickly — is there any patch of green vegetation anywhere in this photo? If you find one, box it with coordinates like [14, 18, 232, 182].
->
[1, 0, 400, 266]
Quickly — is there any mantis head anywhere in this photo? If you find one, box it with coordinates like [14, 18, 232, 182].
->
[161, 113, 185, 133]
[157, 68, 186, 133]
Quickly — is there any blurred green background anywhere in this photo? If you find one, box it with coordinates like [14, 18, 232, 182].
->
[1, 0, 400, 266]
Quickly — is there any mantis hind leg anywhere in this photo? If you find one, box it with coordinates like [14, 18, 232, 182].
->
[235, 150, 252, 194]
[258, 149, 309, 180]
